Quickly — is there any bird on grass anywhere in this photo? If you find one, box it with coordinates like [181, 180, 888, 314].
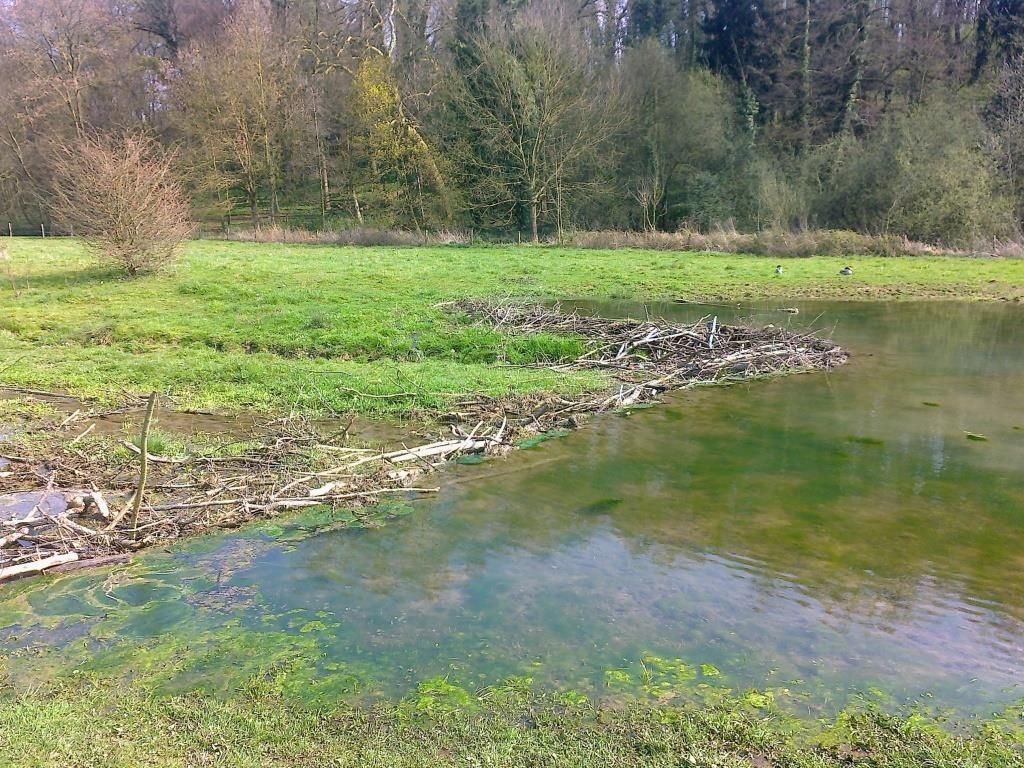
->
[774, 265, 783, 276]
[839, 265, 854, 276]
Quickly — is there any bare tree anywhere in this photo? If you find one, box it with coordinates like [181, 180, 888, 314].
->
[173, 0, 303, 229]
[453, 1, 618, 241]
[51, 135, 193, 275]
[3, 0, 129, 137]
[0, 0, 141, 224]
[989, 55, 1024, 225]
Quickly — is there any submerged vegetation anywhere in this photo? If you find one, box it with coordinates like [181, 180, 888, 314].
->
[2, 285, 1024, 762]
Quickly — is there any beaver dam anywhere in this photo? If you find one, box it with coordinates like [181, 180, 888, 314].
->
[0, 302, 846, 581]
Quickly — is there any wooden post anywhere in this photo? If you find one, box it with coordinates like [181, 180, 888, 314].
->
[40, 223, 45, 238]
[7, 222, 12, 238]
[131, 392, 158, 537]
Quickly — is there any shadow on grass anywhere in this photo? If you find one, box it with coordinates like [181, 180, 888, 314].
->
[6, 264, 129, 290]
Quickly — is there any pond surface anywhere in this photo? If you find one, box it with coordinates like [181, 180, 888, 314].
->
[2, 301, 1023, 718]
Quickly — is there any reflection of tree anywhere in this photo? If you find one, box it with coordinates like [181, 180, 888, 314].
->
[348, 300, 1024, 627]
[11, 302, 1022, 700]
[283, 388, 1024, 628]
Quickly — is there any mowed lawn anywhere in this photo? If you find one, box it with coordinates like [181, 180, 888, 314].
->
[1, 238, 1021, 414]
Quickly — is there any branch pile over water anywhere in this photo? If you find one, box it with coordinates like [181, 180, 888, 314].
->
[0, 418, 487, 581]
[451, 300, 847, 408]
[1, 302, 846, 580]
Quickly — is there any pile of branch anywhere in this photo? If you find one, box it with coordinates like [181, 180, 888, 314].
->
[1, 302, 847, 581]
[0, 418, 509, 582]
[451, 300, 848, 409]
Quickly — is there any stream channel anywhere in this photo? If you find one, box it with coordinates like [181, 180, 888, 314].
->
[2, 300, 1023, 720]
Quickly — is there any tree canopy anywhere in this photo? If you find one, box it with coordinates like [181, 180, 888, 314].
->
[2, 0, 1023, 244]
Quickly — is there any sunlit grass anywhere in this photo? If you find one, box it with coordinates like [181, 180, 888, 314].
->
[2, 238, 1021, 415]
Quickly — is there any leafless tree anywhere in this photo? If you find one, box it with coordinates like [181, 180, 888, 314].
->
[172, 0, 304, 229]
[989, 55, 1024, 224]
[51, 135, 193, 274]
[453, 1, 618, 241]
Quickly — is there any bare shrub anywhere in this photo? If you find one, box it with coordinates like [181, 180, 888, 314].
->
[992, 239, 1024, 259]
[51, 135, 193, 275]
[218, 223, 1023, 258]
[567, 228, 1024, 258]
[568, 228, 758, 253]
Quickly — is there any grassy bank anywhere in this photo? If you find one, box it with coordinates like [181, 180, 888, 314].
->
[3, 677, 1021, 768]
[1, 238, 1022, 415]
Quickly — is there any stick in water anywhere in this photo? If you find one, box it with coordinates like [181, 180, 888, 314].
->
[131, 392, 158, 537]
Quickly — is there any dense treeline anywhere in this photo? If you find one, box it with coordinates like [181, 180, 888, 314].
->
[2, 0, 1024, 244]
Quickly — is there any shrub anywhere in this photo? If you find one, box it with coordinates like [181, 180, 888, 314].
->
[811, 96, 1017, 245]
[51, 135, 193, 275]
[566, 227, 1021, 257]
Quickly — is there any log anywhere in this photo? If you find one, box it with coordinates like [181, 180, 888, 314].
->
[46, 553, 131, 575]
[0, 528, 28, 547]
[277, 438, 492, 495]
[1, 515, 47, 527]
[257, 486, 440, 514]
[0, 552, 79, 582]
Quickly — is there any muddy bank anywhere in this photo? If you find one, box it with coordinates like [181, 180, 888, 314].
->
[0, 387, 412, 445]
[0, 302, 846, 581]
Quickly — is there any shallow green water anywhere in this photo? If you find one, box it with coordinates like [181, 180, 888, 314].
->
[3, 301, 1023, 717]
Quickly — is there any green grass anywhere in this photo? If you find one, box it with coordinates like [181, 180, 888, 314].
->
[2, 676, 1021, 768]
[2, 238, 1022, 415]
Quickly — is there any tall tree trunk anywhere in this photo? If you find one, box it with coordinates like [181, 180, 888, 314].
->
[311, 92, 330, 229]
[353, 189, 364, 224]
[264, 130, 279, 227]
[530, 199, 539, 242]
[972, 0, 994, 82]
[800, 0, 812, 151]
[841, 0, 869, 133]
[249, 184, 259, 231]
[684, 0, 700, 68]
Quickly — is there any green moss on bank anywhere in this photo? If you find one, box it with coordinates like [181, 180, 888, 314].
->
[2, 676, 1022, 768]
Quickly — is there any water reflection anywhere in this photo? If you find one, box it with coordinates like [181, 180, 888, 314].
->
[2, 301, 1023, 716]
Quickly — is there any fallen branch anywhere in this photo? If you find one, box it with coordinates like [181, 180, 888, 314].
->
[46, 553, 131, 574]
[122, 441, 185, 464]
[0, 528, 28, 547]
[0, 552, 79, 583]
